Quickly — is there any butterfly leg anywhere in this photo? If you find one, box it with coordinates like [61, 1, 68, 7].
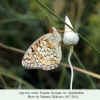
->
[58, 40, 63, 46]
[58, 40, 67, 46]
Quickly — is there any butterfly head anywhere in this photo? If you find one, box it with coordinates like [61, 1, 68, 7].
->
[49, 26, 62, 42]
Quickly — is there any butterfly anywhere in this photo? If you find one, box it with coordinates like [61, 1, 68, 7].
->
[22, 26, 62, 71]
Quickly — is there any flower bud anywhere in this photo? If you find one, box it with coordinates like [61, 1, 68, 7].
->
[63, 15, 79, 45]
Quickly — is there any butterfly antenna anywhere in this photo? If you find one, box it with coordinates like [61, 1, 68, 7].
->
[39, 17, 52, 32]
[46, 16, 51, 28]
[39, 17, 48, 26]
[46, 16, 52, 32]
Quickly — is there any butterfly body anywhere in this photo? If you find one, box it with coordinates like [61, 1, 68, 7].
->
[22, 27, 62, 71]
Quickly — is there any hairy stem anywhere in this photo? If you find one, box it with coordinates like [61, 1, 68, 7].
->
[68, 46, 74, 89]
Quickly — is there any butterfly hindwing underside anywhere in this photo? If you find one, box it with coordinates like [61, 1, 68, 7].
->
[22, 27, 62, 71]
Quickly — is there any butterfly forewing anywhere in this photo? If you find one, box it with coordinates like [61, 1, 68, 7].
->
[22, 27, 62, 71]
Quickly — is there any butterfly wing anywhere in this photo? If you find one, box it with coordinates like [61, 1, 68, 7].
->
[22, 33, 62, 71]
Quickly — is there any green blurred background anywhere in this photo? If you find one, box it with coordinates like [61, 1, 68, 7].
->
[0, 0, 100, 89]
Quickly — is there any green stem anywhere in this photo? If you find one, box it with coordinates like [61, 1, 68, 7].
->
[35, 0, 100, 55]
[0, 67, 35, 89]
[73, 52, 97, 89]
[0, 74, 8, 89]
[37, 70, 45, 88]
[57, 65, 67, 89]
